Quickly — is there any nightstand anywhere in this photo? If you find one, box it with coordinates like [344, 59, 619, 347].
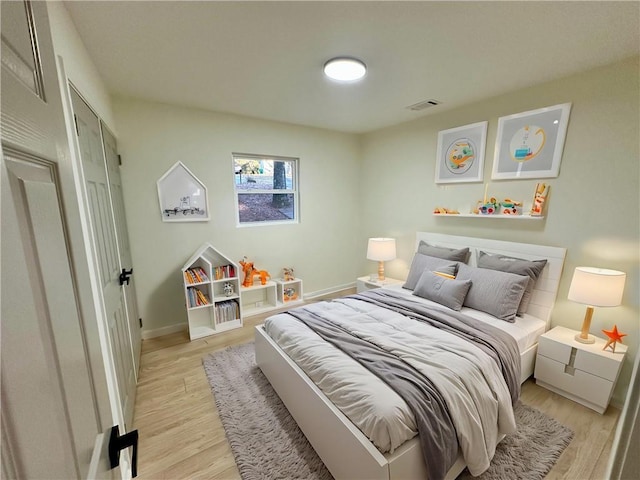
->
[534, 325, 627, 413]
[356, 276, 404, 293]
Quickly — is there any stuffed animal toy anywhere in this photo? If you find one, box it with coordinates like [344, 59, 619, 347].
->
[283, 267, 295, 281]
[239, 257, 271, 287]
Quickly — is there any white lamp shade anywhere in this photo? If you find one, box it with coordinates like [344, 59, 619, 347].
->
[367, 238, 396, 261]
[568, 267, 626, 307]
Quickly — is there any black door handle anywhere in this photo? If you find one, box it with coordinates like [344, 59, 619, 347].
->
[109, 425, 138, 477]
[119, 268, 133, 286]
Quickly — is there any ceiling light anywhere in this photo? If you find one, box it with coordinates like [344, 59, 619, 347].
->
[323, 57, 366, 82]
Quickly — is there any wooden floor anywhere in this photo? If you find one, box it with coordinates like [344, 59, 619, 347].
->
[133, 294, 620, 479]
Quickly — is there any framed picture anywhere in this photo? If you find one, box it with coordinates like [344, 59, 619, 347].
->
[435, 121, 487, 184]
[157, 161, 209, 222]
[492, 103, 571, 180]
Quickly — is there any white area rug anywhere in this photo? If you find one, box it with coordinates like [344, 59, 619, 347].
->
[203, 342, 573, 480]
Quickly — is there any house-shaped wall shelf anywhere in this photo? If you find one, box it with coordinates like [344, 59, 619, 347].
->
[157, 161, 209, 222]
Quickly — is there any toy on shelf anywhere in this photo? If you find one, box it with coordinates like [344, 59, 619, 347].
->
[474, 197, 499, 215]
[283, 287, 298, 302]
[472, 183, 498, 214]
[239, 257, 271, 287]
[433, 207, 460, 215]
[223, 282, 234, 296]
[530, 183, 550, 216]
[500, 198, 523, 215]
[283, 267, 295, 281]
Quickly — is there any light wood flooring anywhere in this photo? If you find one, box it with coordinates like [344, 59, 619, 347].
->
[133, 292, 620, 479]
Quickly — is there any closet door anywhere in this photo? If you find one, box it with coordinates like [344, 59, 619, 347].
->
[101, 122, 142, 374]
[70, 87, 137, 428]
[1, 1, 114, 477]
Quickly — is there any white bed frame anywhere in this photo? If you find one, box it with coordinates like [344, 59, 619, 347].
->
[255, 233, 566, 480]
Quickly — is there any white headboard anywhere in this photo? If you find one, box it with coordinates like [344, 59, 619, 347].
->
[416, 232, 567, 329]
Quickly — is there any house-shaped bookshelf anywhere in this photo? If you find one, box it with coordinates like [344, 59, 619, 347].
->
[182, 243, 241, 340]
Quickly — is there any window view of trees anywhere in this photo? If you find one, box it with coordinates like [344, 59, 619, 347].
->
[233, 155, 298, 225]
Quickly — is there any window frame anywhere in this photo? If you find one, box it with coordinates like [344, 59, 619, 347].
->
[232, 152, 300, 227]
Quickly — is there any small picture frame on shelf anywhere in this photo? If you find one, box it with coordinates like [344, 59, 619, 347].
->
[435, 121, 487, 184]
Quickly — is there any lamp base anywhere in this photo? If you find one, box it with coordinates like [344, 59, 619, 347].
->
[575, 306, 595, 344]
[575, 333, 595, 344]
[377, 261, 385, 281]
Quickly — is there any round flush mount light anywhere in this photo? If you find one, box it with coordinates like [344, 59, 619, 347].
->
[323, 57, 367, 82]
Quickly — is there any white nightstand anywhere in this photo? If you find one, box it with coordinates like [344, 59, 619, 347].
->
[356, 276, 404, 293]
[534, 325, 627, 413]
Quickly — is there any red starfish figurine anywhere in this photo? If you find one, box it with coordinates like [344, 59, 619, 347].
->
[602, 325, 627, 353]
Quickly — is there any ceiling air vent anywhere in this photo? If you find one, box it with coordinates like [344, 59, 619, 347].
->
[406, 99, 441, 111]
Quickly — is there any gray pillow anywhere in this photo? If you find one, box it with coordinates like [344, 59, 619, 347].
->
[403, 253, 459, 290]
[456, 263, 529, 322]
[412, 270, 472, 311]
[477, 251, 547, 315]
[417, 241, 469, 263]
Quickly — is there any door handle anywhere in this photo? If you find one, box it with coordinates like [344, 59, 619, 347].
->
[119, 268, 133, 286]
[109, 425, 138, 477]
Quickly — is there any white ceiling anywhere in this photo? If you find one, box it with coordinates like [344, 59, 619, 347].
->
[64, 1, 640, 134]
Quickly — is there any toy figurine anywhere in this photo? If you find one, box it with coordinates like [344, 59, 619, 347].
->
[476, 197, 498, 215]
[500, 198, 522, 215]
[223, 282, 234, 296]
[239, 257, 270, 287]
[283, 267, 295, 281]
[531, 183, 550, 216]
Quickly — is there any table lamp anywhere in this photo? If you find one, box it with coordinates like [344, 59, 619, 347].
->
[367, 238, 396, 281]
[568, 267, 626, 344]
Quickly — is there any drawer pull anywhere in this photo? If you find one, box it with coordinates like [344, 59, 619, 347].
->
[568, 347, 577, 366]
[564, 347, 578, 375]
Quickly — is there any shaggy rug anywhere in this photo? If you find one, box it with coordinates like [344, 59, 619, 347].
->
[203, 343, 573, 480]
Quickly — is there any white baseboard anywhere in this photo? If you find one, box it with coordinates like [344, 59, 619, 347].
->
[142, 322, 188, 340]
[303, 282, 356, 300]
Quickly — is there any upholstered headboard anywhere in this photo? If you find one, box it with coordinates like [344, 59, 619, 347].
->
[416, 232, 567, 328]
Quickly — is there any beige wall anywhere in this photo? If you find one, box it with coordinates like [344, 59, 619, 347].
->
[113, 98, 362, 336]
[360, 57, 640, 406]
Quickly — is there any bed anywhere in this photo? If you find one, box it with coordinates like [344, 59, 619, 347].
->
[255, 233, 566, 480]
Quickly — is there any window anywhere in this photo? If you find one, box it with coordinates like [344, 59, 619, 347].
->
[233, 153, 299, 226]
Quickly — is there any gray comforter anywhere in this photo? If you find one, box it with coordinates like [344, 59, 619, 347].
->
[285, 289, 520, 480]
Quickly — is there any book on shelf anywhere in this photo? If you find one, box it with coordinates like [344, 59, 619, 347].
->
[213, 264, 236, 280]
[187, 286, 210, 307]
[184, 267, 209, 284]
[214, 299, 239, 324]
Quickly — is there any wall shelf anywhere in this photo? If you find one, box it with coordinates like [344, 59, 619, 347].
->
[433, 213, 544, 220]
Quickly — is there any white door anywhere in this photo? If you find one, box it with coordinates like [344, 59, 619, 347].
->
[101, 123, 142, 375]
[1, 1, 115, 478]
[70, 88, 137, 429]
